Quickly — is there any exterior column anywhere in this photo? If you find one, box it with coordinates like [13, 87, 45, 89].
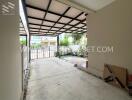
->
[28, 34, 31, 62]
[86, 13, 88, 68]
[57, 35, 60, 57]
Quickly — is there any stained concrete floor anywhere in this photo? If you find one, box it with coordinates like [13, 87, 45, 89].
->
[26, 57, 131, 100]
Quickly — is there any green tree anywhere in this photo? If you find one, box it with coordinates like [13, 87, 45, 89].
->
[71, 33, 82, 44]
[60, 36, 69, 46]
[31, 43, 41, 49]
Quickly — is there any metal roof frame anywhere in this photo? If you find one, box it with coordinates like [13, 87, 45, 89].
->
[22, 0, 87, 36]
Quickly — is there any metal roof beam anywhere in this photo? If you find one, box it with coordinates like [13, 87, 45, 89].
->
[26, 4, 83, 22]
[48, 7, 71, 33]
[55, 12, 84, 34]
[29, 22, 86, 30]
[39, 0, 52, 33]
[28, 16, 86, 27]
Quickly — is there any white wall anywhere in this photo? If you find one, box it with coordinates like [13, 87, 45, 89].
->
[0, 0, 22, 100]
[87, 0, 132, 77]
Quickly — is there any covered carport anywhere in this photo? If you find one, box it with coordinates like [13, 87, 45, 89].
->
[22, 0, 87, 61]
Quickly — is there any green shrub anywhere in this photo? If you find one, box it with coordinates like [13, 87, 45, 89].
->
[20, 40, 26, 45]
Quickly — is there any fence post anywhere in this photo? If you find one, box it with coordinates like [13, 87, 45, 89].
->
[29, 35, 31, 62]
[57, 35, 60, 57]
[49, 46, 50, 57]
[43, 48, 44, 58]
[36, 49, 38, 59]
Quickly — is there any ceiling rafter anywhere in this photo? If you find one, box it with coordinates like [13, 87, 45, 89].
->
[47, 7, 71, 33]
[26, 4, 83, 22]
[28, 16, 86, 27]
[29, 23, 67, 29]
[29, 27, 87, 32]
[69, 27, 87, 33]
[30, 27, 87, 31]
[29, 22, 86, 30]
[30, 29, 86, 34]
[55, 12, 84, 34]
[23, 0, 88, 35]
[63, 18, 86, 35]
[38, 0, 52, 34]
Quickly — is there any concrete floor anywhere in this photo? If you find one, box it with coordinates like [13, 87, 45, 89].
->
[26, 57, 131, 100]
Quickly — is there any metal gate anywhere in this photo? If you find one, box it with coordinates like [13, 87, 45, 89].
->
[31, 46, 57, 60]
